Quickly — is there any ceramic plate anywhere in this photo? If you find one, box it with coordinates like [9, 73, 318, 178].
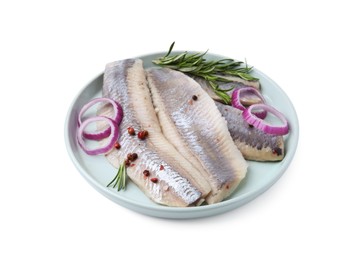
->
[64, 52, 299, 219]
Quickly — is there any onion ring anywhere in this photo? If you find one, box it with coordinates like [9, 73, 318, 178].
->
[242, 104, 289, 135]
[78, 97, 122, 140]
[231, 87, 267, 119]
[77, 116, 119, 155]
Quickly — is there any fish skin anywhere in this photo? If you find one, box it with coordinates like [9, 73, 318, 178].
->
[146, 67, 247, 204]
[215, 102, 285, 161]
[101, 59, 211, 207]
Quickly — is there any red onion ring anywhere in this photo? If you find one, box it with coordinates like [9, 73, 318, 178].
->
[242, 104, 289, 135]
[77, 116, 119, 155]
[231, 87, 267, 119]
[78, 98, 122, 140]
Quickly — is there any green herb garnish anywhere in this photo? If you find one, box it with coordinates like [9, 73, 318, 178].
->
[107, 161, 127, 191]
[153, 42, 259, 104]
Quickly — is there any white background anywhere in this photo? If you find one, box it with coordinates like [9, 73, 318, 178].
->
[1, 0, 362, 259]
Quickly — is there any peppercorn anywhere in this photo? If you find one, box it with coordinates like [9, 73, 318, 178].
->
[127, 127, 135, 135]
[124, 159, 130, 167]
[143, 170, 150, 177]
[150, 177, 158, 183]
[192, 95, 198, 101]
[127, 153, 138, 162]
[137, 130, 148, 140]
[272, 147, 282, 156]
[114, 142, 121, 149]
[127, 153, 132, 160]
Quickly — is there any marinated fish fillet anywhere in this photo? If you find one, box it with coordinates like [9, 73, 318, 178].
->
[193, 76, 285, 161]
[147, 67, 247, 204]
[101, 59, 211, 207]
[215, 102, 284, 161]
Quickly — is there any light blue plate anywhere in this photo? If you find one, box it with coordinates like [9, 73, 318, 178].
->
[64, 52, 299, 219]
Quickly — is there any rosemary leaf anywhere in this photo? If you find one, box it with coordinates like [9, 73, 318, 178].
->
[117, 167, 122, 191]
[121, 165, 126, 191]
[153, 42, 259, 104]
[165, 41, 175, 57]
[107, 162, 127, 191]
[107, 171, 119, 188]
[179, 66, 198, 72]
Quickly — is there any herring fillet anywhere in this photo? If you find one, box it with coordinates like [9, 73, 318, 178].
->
[215, 102, 285, 161]
[101, 59, 211, 207]
[146, 67, 247, 204]
[193, 76, 285, 161]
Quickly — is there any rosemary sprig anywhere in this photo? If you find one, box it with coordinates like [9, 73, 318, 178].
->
[107, 161, 127, 191]
[153, 42, 259, 104]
